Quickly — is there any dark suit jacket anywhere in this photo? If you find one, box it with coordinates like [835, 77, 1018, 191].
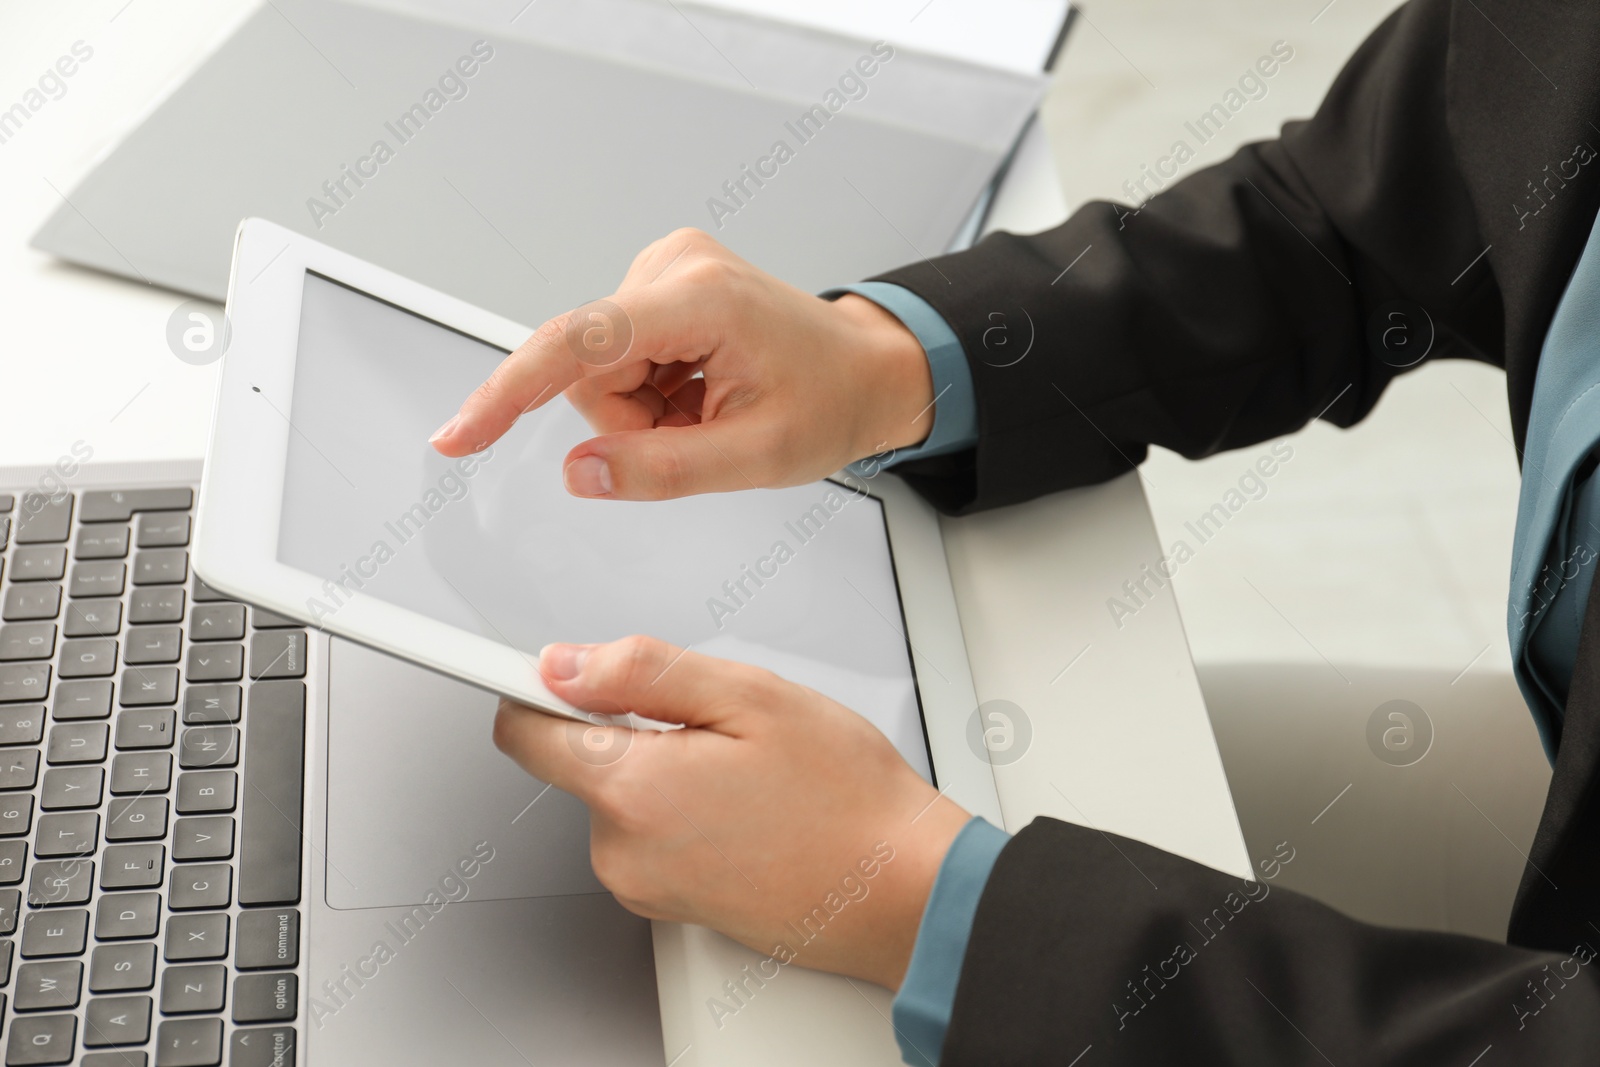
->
[875, 1, 1600, 1061]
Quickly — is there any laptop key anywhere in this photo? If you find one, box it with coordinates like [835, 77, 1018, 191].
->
[170, 865, 230, 910]
[75, 524, 130, 560]
[0, 841, 25, 885]
[80, 488, 191, 523]
[0, 890, 17, 934]
[185, 645, 241, 683]
[14, 493, 73, 544]
[83, 1054, 149, 1067]
[14, 960, 83, 1010]
[234, 910, 298, 970]
[83, 996, 153, 1052]
[69, 562, 126, 599]
[128, 588, 184, 625]
[0, 794, 34, 835]
[9, 547, 66, 582]
[111, 752, 172, 795]
[106, 797, 168, 842]
[89, 942, 156, 993]
[0, 937, 11, 979]
[189, 604, 243, 642]
[0, 624, 54, 663]
[58, 639, 117, 679]
[0, 623, 55, 661]
[115, 708, 175, 749]
[1, 586, 60, 622]
[232, 973, 296, 1024]
[84, 994, 153, 1047]
[64, 599, 122, 638]
[136, 512, 191, 549]
[179, 727, 238, 769]
[248, 608, 300, 630]
[124, 626, 180, 665]
[181, 685, 240, 724]
[191, 580, 230, 603]
[248, 632, 305, 680]
[132, 550, 188, 587]
[0, 664, 50, 704]
[20, 908, 88, 954]
[0, 751, 39, 790]
[175, 772, 235, 814]
[172, 817, 233, 862]
[154, 1017, 222, 1067]
[34, 812, 98, 857]
[46, 722, 108, 764]
[0, 495, 10, 512]
[100, 845, 164, 890]
[40, 767, 104, 810]
[159, 964, 225, 1013]
[239, 682, 304, 905]
[0, 706, 45, 745]
[4, 1012, 76, 1065]
[229, 1027, 296, 1067]
[53, 679, 112, 720]
[164, 913, 227, 962]
[27, 862, 93, 908]
[118, 669, 177, 708]
[95, 892, 160, 940]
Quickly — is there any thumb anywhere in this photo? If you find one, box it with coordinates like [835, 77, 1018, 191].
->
[539, 637, 760, 730]
[562, 420, 764, 500]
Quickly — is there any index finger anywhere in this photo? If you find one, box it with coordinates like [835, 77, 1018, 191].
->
[430, 298, 631, 457]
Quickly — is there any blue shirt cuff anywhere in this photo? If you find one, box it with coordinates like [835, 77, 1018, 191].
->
[891, 816, 1010, 1066]
[822, 282, 978, 474]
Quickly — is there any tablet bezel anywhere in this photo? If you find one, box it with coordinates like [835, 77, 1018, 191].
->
[196, 217, 1003, 823]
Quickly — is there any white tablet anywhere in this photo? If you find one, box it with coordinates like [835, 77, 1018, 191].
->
[196, 218, 1000, 816]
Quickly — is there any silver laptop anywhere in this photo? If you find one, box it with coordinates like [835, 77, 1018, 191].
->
[0, 460, 664, 1066]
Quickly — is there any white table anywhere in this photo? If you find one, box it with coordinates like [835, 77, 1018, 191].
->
[0, 3, 1248, 1064]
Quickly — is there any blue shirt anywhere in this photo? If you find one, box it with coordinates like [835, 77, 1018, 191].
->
[824, 283, 980, 468]
[1509, 203, 1600, 760]
[891, 816, 1011, 1066]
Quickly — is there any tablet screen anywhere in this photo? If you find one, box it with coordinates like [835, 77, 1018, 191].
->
[278, 272, 932, 780]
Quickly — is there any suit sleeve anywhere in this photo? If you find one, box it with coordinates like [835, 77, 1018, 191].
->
[873, 0, 1504, 515]
[941, 818, 1600, 1065]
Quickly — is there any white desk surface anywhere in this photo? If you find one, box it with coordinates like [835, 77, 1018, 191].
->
[0, 2, 1248, 1064]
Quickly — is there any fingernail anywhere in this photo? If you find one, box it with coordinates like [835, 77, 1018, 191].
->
[540, 643, 590, 681]
[429, 414, 460, 444]
[564, 455, 613, 497]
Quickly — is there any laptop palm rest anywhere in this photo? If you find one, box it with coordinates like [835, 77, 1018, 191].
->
[309, 638, 662, 1064]
[325, 638, 602, 907]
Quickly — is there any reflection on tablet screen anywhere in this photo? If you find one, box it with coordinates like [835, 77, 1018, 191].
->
[278, 272, 932, 780]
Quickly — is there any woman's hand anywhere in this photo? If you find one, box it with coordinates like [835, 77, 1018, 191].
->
[430, 228, 933, 500]
[492, 635, 971, 989]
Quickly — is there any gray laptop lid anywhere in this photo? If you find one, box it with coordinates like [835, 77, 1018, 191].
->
[31, 0, 1044, 326]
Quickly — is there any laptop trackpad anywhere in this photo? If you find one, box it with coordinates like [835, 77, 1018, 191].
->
[324, 638, 605, 909]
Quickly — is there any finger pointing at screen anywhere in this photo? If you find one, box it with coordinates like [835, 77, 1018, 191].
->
[429, 228, 935, 501]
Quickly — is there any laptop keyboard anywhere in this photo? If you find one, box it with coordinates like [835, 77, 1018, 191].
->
[0, 487, 303, 1067]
